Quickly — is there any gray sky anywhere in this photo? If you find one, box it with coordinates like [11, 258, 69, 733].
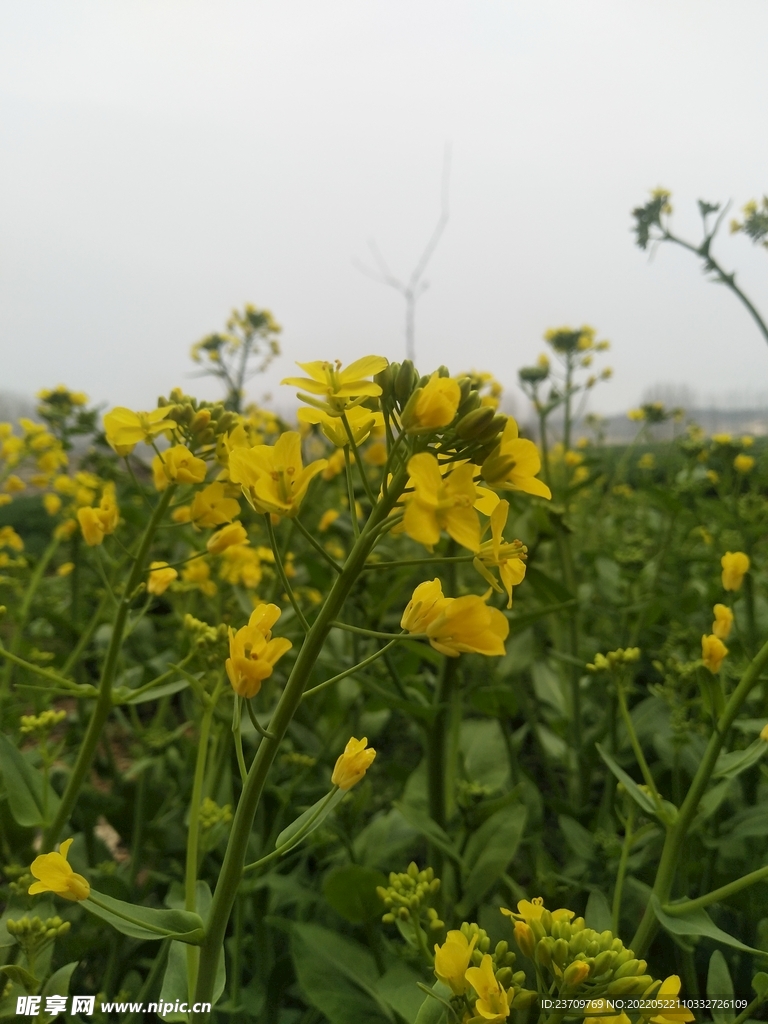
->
[1, 1, 767, 418]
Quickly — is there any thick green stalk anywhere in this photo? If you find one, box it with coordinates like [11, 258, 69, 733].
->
[42, 487, 175, 849]
[191, 467, 408, 1020]
[631, 637, 768, 956]
[2, 536, 59, 694]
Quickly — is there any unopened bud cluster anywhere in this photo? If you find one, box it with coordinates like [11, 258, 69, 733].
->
[518, 913, 656, 999]
[7, 915, 71, 959]
[199, 797, 233, 832]
[156, 390, 239, 449]
[587, 647, 641, 672]
[184, 614, 228, 666]
[377, 863, 443, 930]
[20, 709, 67, 736]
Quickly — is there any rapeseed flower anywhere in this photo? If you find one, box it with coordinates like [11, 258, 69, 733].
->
[228, 432, 327, 518]
[331, 736, 376, 790]
[712, 604, 733, 640]
[43, 493, 62, 515]
[207, 521, 248, 554]
[147, 562, 178, 595]
[152, 445, 207, 489]
[297, 404, 383, 447]
[480, 418, 551, 499]
[734, 453, 755, 473]
[702, 634, 727, 674]
[433, 930, 477, 996]
[103, 406, 176, 456]
[282, 356, 388, 416]
[473, 500, 527, 608]
[464, 954, 509, 1022]
[501, 896, 574, 924]
[190, 482, 240, 527]
[646, 976, 695, 1024]
[182, 560, 217, 596]
[29, 838, 90, 901]
[318, 509, 339, 532]
[77, 485, 119, 547]
[225, 604, 292, 698]
[402, 372, 461, 433]
[0, 526, 24, 551]
[402, 453, 481, 553]
[219, 545, 263, 588]
[721, 551, 749, 591]
[402, 580, 509, 657]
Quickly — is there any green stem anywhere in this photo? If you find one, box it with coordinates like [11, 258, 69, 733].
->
[62, 591, 110, 677]
[293, 516, 343, 573]
[265, 515, 309, 632]
[361, 555, 473, 571]
[191, 464, 409, 1020]
[125, 940, 170, 1024]
[631, 636, 768, 956]
[0, 646, 89, 693]
[616, 684, 666, 819]
[2, 537, 59, 694]
[232, 698, 248, 786]
[662, 862, 768, 916]
[331, 621, 423, 641]
[344, 447, 360, 539]
[341, 412, 377, 506]
[302, 639, 399, 699]
[612, 803, 635, 935]
[186, 679, 222, 1002]
[42, 486, 176, 850]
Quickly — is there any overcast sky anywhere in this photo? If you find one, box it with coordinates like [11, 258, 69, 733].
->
[1, 1, 767, 419]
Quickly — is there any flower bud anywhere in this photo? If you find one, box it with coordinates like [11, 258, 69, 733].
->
[535, 939, 552, 967]
[456, 406, 496, 440]
[514, 921, 535, 959]
[553, 938, 570, 967]
[607, 975, 653, 996]
[592, 950, 616, 976]
[395, 361, 419, 406]
[563, 960, 591, 987]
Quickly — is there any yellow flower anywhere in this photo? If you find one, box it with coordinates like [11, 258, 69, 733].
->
[403, 453, 481, 553]
[760, 723, 768, 742]
[712, 603, 733, 640]
[646, 976, 694, 1023]
[401, 579, 451, 634]
[584, 1001, 631, 1024]
[77, 506, 110, 546]
[103, 406, 176, 456]
[402, 372, 461, 433]
[43, 492, 62, 515]
[152, 445, 207, 489]
[57, 562, 74, 577]
[29, 838, 90, 902]
[741, 435, 755, 447]
[225, 604, 292, 697]
[563, 960, 590, 987]
[364, 440, 388, 466]
[0, 526, 24, 551]
[228, 432, 327, 518]
[331, 736, 376, 790]
[172, 505, 192, 523]
[190, 482, 240, 527]
[182, 559, 217, 596]
[54, 519, 78, 540]
[464, 954, 509, 1022]
[281, 356, 388, 416]
[627, 408, 645, 422]
[481, 419, 551, 499]
[147, 561, 178, 595]
[207, 521, 248, 554]
[4, 475, 26, 493]
[702, 634, 727, 674]
[501, 896, 574, 924]
[734, 453, 755, 474]
[638, 453, 655, 470]
[721, 551, 749, 591]
[401, 582, 509, 658]
[434, 931, 477, 996]
[297, 404, 384, 447]
[319, 509, 340, 532]
[473, 500, 527, 608]
[711, 433, 732, 445]
[219, 544, 263, 588]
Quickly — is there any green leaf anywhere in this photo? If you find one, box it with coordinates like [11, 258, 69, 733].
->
[159, 881, 224, 1020]
[323, 864, 387, 924]
[0, 964, 37, 993]
[393, 803, 463, 867]
[291, 922, 395, 1024]
[707, 950, 735, 1024]
[713, 739, 768, 781]
[691, 780, 732, 832]
[40, 963, 78, 1024]
[651, 895, 765, 956]
[0, 732, 61, 827]
[460, 719, 510, 792]
[414, 982, 452, 1024]
[375, 962, 428, 1024]
[524, 566, 573, 604]
[122, 678, 190, 705]
[585, 890, 613, 933]
[458, 806, 527, 914]
[559, 814, 595, 860]
[276, 788, 345, 849]
[83, 889, 204, 944]
[595, 743, 656, 816]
